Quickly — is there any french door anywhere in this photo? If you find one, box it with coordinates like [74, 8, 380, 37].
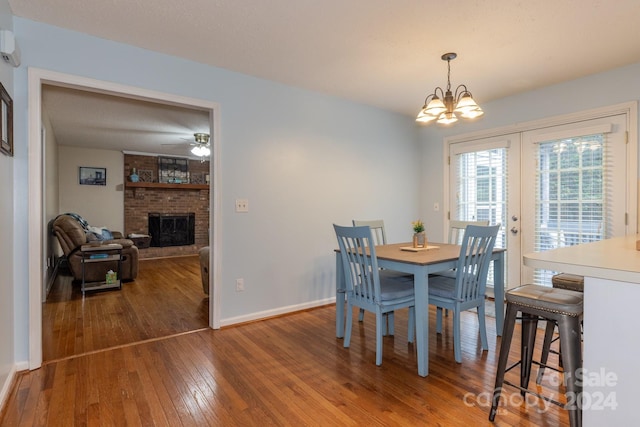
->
[449, 133, 521, 294]
[520, 114, 630, 285]
[448, 111, 633, 290]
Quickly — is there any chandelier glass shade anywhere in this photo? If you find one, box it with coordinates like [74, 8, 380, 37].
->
[416, 53, 483, 125]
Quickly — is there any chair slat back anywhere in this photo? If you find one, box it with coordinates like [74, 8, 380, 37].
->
[352, 219, 387, 246]
[449, 220, 489, 245]
[334, 225, 381, 305]
[454, 224, 500, 302]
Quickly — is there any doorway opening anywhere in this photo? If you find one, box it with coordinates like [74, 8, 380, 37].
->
[28, 69, 220, 369]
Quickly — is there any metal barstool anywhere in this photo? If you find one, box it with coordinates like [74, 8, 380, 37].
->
[536, 274, 584, 383]
[551, 273, 585, 292]
[489, 284, 583, 427]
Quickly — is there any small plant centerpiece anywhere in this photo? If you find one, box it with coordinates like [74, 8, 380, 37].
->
[412, 220, 427, 248]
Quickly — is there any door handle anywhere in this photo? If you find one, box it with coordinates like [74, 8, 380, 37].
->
[511, 215, 519, 222]
[510, 227, 519, 235]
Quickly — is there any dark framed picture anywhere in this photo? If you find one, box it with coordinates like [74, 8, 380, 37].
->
[79, 166, 107, 186]
[158, 156, 189, 183]
[0, 82, 13, 157]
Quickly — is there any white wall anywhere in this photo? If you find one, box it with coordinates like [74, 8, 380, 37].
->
[418, 62, 640, 241]
[57, 146, 124, 231]
[43, 109, 58, 234]
[11, 18, 421, 365]
[0, 0, 14, 409]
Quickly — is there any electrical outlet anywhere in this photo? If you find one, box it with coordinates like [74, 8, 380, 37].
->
[236, 278, 245, 292]
[433, 202, 440, 211]
[235, 199, 249, 212]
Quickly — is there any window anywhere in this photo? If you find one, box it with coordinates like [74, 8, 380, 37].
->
[455, 148, 507, 236]
[454, 146, 509, 287]
[533, 133, 606, 283]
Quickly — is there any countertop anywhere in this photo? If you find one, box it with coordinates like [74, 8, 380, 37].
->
[523, 234, 640, 283]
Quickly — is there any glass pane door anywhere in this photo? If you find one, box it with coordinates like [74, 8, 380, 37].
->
[449, 134, 521, 293]
[521, 114, 629, 285]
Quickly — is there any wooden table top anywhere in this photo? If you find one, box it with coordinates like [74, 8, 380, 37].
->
[336, 242, 506, 266]
[373, 242, 462, 265]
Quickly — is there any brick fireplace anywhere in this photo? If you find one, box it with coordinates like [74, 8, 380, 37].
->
[124, 154, 209, 259]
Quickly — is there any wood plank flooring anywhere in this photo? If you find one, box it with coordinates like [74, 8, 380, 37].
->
[42, 255, 209, 361]
[3, 297, 571, 426]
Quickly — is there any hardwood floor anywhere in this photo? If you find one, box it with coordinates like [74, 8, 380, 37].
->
[42, 255, 209, 361]
[3, 298, 571, 426]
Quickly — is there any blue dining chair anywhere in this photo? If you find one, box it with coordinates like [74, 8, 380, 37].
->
[433, 220, 490, 317]
[352, 219, 387, 246]
[352, 220, 389, 325]
[428, 224, 500, 363]
[432, 220, 490, 279]
[352, 219, 413, 335]
[334, 224, 416, 366]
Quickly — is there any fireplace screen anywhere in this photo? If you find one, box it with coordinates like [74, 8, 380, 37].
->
[148, 213, 195, 247]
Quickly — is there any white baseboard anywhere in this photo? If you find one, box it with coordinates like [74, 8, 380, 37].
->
[15, 361, 29, 371]
[220, 297, 336, 327]
[0, 363, 20, 414]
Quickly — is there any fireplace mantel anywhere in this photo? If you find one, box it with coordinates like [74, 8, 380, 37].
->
[125, 182, 209, 190]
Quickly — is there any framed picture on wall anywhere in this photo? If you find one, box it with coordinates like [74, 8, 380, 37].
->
[0, 82, 13, 157]
[79, 166, 107, 186]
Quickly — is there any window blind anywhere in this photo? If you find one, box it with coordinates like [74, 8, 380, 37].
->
[454, 148, 508, 286]
[532, 131, 610, 285]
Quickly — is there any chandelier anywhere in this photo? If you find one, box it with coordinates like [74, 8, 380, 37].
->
[416, 52, 483, 125]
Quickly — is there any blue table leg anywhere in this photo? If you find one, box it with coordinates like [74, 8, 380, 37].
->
[414, 271, 428, 377]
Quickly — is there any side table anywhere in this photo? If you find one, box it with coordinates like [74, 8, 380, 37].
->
[80, 243, 123, 294]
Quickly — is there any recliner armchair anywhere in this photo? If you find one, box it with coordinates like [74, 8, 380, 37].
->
[53, 214, 139, 282]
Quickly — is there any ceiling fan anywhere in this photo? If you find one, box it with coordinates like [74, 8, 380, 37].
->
[189, 132, 211, 158]
[162, 132, 210, 160]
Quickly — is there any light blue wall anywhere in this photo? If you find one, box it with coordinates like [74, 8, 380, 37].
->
[0, 0, 14, 401]
[10, 18, 421, 363]
[10, 10, 640, 374]
[419, 62, 640, 241]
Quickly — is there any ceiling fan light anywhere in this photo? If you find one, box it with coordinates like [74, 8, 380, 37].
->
[191, 145, 210, 157]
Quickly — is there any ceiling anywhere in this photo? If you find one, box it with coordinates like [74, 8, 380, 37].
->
[42, 85, 211, 158]
[12, 0, 640, 155]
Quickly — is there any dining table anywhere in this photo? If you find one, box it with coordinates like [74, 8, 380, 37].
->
[335, 241, 506, 377]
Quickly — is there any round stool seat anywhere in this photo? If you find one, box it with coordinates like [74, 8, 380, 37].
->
[506, 284, 583, 316]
